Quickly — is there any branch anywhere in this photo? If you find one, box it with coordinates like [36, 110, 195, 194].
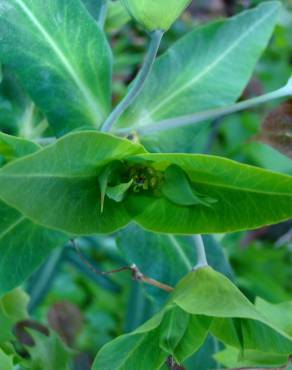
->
[72, 241, 173, 293]
[101, 29, 164, 132]
[116, 79, 292, 137]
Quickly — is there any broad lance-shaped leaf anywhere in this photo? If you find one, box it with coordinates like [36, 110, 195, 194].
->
[0, 0, 112, 135]
[93, 267, 292, 370]
[0, 131, 146, 235]
[115, 1, 281, 132]
[0, 133, 67, 295]
[126, 153, 292, 234]
[0, 132, 291, 235]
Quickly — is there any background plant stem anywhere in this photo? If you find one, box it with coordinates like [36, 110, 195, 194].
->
[192, 235, 208, 269]
[101, 29, 164, 132]
[98, 0, 108, 28]
[118, 82, 291, 136]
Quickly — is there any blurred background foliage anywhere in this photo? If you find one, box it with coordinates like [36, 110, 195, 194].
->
[0, 0, 291, 369]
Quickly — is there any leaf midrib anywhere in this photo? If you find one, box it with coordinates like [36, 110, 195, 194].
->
[14, 0, 103, 122]
[0, 215, 25, 240]
[0, 172, 291, 197]
[142, 4, 277, 123]
[0, 173, 97, 180]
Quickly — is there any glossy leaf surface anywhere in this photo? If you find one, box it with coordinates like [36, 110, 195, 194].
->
[0, 0, 112, 135]
[0, 132, 145, 234]
[0, 132, 291, 235]
[0, 134, 67, 294]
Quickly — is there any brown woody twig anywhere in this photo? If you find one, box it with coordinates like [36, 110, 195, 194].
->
[71, 240, 173, 293]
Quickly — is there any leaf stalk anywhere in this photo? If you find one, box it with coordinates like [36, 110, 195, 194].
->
[116, 80, 292, 136]
[101, 29, 164, 132]
[192, 235, 208, 270]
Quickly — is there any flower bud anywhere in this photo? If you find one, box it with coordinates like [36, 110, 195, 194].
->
[121, 0, 191, 31]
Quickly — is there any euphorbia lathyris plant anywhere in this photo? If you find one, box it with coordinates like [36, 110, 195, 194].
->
[0, 0, 291, 369]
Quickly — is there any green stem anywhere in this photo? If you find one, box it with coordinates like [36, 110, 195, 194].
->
[101, 30, 164, 132]
[123, 82, 291, 137]
[192, 235, 208, 270]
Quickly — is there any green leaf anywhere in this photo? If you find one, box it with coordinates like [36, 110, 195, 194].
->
[105, 0, 131, 31]
[0, 131, 145, 235]
[106, 180, 133, 202]
[93, 267, 292, 369]
[0, 132, 40, 164]
[0, 348, 13, 370]
[170, 267, 261, 320]
[0, 201, 67, 294]
[126, 153, 292, 233]
[24, 330, 72, 370]
[115, 2, 281, 150]
[214, 345, 289, 368]
[0, 0, 112, 135]
[183, 335, 219, 370]
[0, 288, 28, 342]
[0, 133, 291, 235]
[93, 306, 210, 370]
[255, 298, 292, 337]
[0, 134, 67, 294]
[93, 330, 167, 370]
[173, 268, 292, 355]
[159, 306, 190, 357]
[173, 315, 211, 363]
[98, 161, 132, 212]
[161, 165, 216, 207]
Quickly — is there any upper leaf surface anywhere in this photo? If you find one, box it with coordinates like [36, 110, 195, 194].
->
[0, 133, 68, 295]
[116, 1, 281, 132]
[127, 153, 292, 233]
[0, 131, 40, 164]
[0, 0, 112, 135]
[0, 133, 291, 235]
[0, 131, 145, 234]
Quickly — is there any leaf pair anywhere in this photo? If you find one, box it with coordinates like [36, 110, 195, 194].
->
[93, 267, 292, 369]
[0, 131, 292, 237]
